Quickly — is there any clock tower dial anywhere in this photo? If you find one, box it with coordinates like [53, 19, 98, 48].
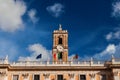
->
[52, 24, 68, 62]
[57, 45, 64, 52]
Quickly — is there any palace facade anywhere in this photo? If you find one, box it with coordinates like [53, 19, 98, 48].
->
[0, 25, 120, 80]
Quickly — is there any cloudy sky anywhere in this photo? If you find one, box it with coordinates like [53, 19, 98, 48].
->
[0, 0, 120, 61]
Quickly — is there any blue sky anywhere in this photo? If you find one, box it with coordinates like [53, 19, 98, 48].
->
[0, 0, 120, 61]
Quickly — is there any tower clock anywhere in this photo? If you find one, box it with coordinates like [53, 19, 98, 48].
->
[52, 24, 68, 62]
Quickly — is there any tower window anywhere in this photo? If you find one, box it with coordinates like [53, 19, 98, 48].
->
[58, 38, 62, 44]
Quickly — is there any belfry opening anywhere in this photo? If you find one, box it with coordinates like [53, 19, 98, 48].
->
[58, 37, 62, 44]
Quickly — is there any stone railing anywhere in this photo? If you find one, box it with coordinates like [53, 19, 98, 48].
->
[1, 55, 120, 66]
[10, 60, 105, 66]
[112, 58, 120, 64]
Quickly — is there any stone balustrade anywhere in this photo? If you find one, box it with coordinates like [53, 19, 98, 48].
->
[0, 55, 120, 66]
[112, 58, 120, 64]
[10, 60, 104, 66]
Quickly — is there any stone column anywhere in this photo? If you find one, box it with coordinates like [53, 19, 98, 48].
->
[53, 35, 56, 47]
[63, 35, 65, 47]
[55, 35, 57, 46]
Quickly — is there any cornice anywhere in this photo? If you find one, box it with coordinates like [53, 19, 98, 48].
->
[6, 66, 108, 71]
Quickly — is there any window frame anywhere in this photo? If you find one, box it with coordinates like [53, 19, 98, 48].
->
[79, 74, 86, 80]
[13, 75, 19, 80]
[57, 74, 63, 80]
[33, 74, 40, 80]
[101, 74, 106, 80]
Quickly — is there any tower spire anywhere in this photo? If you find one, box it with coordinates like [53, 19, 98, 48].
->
[59, 24, 62, 30]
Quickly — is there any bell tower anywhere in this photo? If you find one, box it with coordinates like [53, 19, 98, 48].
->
[52, 24, 68, 62]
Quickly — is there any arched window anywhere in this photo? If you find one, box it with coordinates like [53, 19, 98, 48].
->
[58, 37, 62, 44]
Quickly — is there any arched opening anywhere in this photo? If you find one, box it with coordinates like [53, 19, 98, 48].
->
[58, 37, 62, 44]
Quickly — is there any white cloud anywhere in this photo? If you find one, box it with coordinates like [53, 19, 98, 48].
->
[78, 44, 117, 61]
[112, 1, 120, 17]
[28, 9, 39, 23]
[102, 44, 116, 55]
[0, 0, 27, 32]
[114, 30, 120, 38]
[105, 30, 120, 40]
[93, 44, 116, 60]
[18, 43, 51, 61]
[46, 3, 64, 17]
[114, 43, 120, 57]
[106, 32, 112, 40]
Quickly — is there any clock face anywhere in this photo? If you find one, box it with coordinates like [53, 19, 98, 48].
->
[57, 45, 64, 52]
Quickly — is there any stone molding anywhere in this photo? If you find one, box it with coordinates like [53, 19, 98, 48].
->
[68, 73, 74, 79]
[43, 73, 50, 79]
[22, 73, 29, 78]
[0, 71, 7, 76]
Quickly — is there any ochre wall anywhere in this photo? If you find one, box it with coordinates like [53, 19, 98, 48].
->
[86, 74, 90, 80]
[96, 74, 100, 80]
[4, 72, 115, 80]
[8, 74, 12, 80]
[19, 74, 23, 80]
[64, 73, 69, 80]
[29, 74, 33, 80]
[75, 74, 79, 80]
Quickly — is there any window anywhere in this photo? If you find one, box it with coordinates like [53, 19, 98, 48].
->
[57, 75, 63, 80]
[58, 38, 62, 44]
[80, 75, 86, 80]
[13, 75, 19, 80]
[101, 75, 106, 80]
[34, 75, 40, 80]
